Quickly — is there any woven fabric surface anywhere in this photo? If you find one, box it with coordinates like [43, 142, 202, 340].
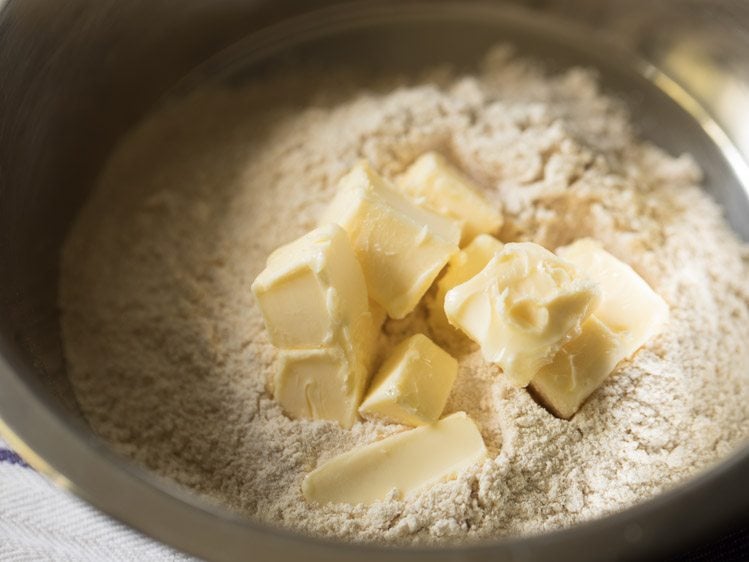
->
[0, 438, 191, 561]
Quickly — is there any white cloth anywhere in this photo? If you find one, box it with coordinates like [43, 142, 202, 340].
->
[0, 438, 193, 561]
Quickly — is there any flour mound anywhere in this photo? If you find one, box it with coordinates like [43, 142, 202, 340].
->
[60, 47, 749, 545]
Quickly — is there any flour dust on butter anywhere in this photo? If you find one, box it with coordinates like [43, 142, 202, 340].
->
[60, 46, 749, 544]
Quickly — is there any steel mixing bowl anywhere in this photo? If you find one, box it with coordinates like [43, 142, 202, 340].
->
[1, 1, 748, 560]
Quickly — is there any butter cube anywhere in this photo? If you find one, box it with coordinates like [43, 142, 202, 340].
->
[528, 239, 670, 418]
[444, 242, 600, 387]
[320, 161, 460, 319]
[272, 300, 384, 428]
[302, 412, 486, 505]
[251, 224, 373, 352]
[556, 238, 669, 356]
[530, 316, 623, 419]
[430, 234, 504, 333]
[253, 224, 381, 427]
[274, 348, 365, 428]
[398, 152, 503, 244]
[359, 334, 458, 426]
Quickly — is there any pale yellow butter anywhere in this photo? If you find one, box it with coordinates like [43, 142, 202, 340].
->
[528, 239, 670, 418]
[430, 234, 504, 333]
[302, 412, 487, 505]
[251, 223, 373, 352]
[274, 347, 364, 429]
[556, 238, 669, 357]
[359, 333, 458, 426]
[252, 224, 380, 427]
[444, 242, 600, 387]
[530, 316, 623, 419]
[320, 161, 461, 319]
[368, 299, 388, 342]
[271, 300, 384, 428]
[398, 152, 503, 244]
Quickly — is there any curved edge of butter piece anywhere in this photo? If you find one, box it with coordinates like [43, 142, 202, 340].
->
[319, 160, 461, 319]
[529, 315, 623, 419]
[302, 411, 487, 506]
[556, 238, 669, 356]
[250, 223, 371, 350]
[274, 347, 362, 429]
[529, 238, 671, 419]
[444, 242, 600, 388]
[397, 151, 503, 244]
[430, 234, 504, 336]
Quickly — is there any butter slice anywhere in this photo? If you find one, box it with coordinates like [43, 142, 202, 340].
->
[556, 238, 669, 356]
[444, 242, 600, 387]
[302, 412, 486, 505]
[274, 348, 364, 428]
[530, 316, 623, 419]
[430, 234, 504, 333]
[320, 161, 460, 319]
[251, 224, 373, 352]
[398, 152, 503, 244]
[359, 334, 458, 426]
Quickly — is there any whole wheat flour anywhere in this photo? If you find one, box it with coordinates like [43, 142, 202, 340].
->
[60, 47, 749, 544]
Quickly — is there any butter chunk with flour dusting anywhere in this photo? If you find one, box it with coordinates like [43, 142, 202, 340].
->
[530, 316, 624, 419]
[398, 151, 503, 244]
[358, 333, 458, 426]
[444, 242, 600, 387]
[251, 223, 374, 351]
[320, 161, 460, 319]
[530, 239, 669, 418]
[430, 234, 504, 334]
[274, 347, 365, 428]
[556, 238, 669, 358]
[251, 224, 380, 427]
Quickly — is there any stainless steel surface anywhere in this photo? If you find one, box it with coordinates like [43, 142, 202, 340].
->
[0, 1, 747, 561]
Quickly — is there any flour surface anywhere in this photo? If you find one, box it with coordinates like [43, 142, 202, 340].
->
[60, 48, 749, 544]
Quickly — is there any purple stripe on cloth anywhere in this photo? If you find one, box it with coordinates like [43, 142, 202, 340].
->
[0, 448, 29, 467]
